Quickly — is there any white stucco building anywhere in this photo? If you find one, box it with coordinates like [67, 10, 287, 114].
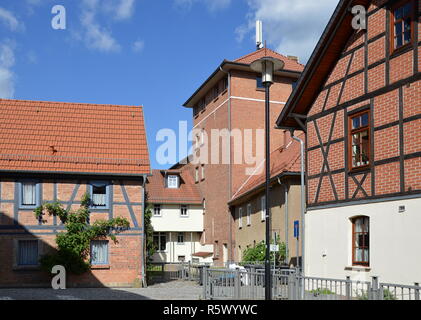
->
[147, 169, 213, 264]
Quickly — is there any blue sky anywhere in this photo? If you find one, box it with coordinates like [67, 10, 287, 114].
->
[0, 0, 338, 169]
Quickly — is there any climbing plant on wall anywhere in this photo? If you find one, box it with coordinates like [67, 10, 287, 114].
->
[34, 192, 130, 275]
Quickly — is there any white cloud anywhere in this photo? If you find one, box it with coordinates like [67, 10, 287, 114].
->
[77, 0, 138, 52]
[79, 0, 122, 53]
[0, 41, 16, 99]
[0, 7, 21, 31]
[236, 0, 339, 63]
[133, 39, 145, 53]
[174, 0, 232, 12]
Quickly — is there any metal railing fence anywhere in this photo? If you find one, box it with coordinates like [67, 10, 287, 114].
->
[202, 267, 421, 301]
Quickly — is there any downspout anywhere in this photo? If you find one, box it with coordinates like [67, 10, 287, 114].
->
[219, 66, 233, 263]
[277, 177, 289, 265]
[290, 131, 306, 299]
[141, 174, 147, 288]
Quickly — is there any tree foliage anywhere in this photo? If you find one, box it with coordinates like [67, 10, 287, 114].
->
[34, 193, 130, 275]
[242, 240, 287, 265]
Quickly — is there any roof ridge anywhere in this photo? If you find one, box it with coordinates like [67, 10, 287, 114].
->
[0, 98, 142, 109]
[234, 47, 305, 67]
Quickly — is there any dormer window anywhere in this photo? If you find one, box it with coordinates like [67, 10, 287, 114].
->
[167, 175, 179, 189]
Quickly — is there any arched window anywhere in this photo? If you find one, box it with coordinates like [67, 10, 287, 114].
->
[352, 216, 370, 266]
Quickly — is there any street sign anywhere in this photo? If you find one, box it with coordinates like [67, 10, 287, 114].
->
[270, 244, 279, 252]
[294, 220, 299, 239]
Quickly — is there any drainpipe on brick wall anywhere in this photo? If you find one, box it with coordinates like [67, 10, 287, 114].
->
[219, 66, 233, 263]
[141, 175, 147, 288]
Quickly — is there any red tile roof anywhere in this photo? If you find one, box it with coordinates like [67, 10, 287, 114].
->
[0, 99, 150, 176]
[147, 169, 203, 205]
[234, 47, 305, 72]
[230, 134, 304, 202]
[192, 251, 213, 258]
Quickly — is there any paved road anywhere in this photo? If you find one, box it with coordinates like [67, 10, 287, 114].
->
[0, 280, 202, 300]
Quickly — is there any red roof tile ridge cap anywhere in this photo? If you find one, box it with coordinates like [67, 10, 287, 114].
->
[0, 98, 142, 109]
[233, 47, 305, 67]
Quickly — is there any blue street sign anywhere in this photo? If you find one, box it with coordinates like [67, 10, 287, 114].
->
[294, 220, 299, 239]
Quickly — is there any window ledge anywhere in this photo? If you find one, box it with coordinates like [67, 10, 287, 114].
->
[13, 265, 40, 271]
[91, 264, 110, 270]
[344, 266, 371, 272]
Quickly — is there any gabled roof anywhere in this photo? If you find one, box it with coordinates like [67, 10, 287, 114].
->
[146, 169, 203, 205]
[183, 48, 305, 108]
[276, 0, 369, 129]
[234, 47, 304, 72]
[229, 134, 304, 205]
[0, 99, 150, 176]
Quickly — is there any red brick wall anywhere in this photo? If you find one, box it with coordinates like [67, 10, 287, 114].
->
[306, 0, 421, 207]
[0, 179, 144, 287]
[191, 69, 297, 264]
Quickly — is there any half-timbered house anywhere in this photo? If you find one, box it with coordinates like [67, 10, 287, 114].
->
[0, 99, 150, 287]
[276, 0, 420, 284]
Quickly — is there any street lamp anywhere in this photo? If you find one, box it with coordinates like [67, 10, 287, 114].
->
[250, 53, 284, 301]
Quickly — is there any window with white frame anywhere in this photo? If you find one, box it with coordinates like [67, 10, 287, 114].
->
[17, 240, 39, 266]
[90, 240, 109, 265]
[201, 165, 205, 180]
[180, 205, 188, 217]
[247, 204, 252, 226]
[20, 182, 38, 208]
[90, 181, 108, 208]
[153, 204, 161, 217]
[261, 196, 266, 221]
[238, 207, 243, 228]
[167, 175, 179, 189]
[195, 167, 199, 183]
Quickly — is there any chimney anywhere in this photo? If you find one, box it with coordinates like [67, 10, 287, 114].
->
[287, 55, 299, 63]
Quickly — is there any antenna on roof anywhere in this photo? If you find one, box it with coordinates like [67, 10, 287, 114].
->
[256, 20, 263, 50]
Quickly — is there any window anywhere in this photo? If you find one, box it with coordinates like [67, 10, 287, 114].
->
[238, 207, 243, 228]
[222, 77, 228, 91]
[195, 167, 199, 183]
[201, 165, 205, 180]
[20, 182, 37, 208]
[247, 204, 251, 226]
[153, 204, 161, 217]
[352, 217, 369, 266]
[192, 257, 199, 264]
[177, 232, 184, 244]
[256, 76, 264, 89]
[178, 256, 186, 262]
[261, 196, 266, 221]
[167, 175, 179, 189]
[90, 240, 109, 265]
[349, 111, 370, 169]
[391, 0, 414, 51]
[180, 205, 188, 217]
[90, 181, 109, 208]
[153, 232, 167, 252]
[18, 240, 38, 266]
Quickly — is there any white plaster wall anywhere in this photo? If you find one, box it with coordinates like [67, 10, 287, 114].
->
[305, 197, 421, 285]
[152, 232, 214, 263]
[151, 204, 203, 232]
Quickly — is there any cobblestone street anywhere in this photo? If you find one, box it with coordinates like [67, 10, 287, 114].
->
[0, 281, 202, 300]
